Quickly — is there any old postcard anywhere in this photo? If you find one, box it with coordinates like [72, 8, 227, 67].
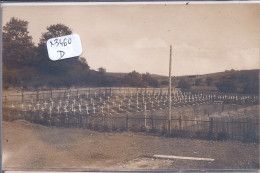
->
[1, 2, 259, 172]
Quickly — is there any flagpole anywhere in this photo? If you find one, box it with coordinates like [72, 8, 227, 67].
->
[168, 45, 172, 137]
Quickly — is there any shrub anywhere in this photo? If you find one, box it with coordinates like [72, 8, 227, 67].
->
[161, 125, 167, 135]
[217, 132, 228, 140]
[130, 124, 138, 132]
[149, 127, 157, 133]
[87, 123, 93, 129]
[119, 126, 126, 132]
[140, 125, 146, 132]
[112, 125, 118, 132]
[93, 124, 101, 131]
[205, 132, 214, 140]
[103, 124, 110, 132]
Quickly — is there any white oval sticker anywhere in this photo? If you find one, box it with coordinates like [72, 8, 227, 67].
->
[46, 34, 82, 61]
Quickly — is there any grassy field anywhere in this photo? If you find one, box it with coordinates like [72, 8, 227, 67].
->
[2, 119, 259, 171]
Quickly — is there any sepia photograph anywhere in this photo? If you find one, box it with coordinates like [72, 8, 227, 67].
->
[1, 2, 260, 172]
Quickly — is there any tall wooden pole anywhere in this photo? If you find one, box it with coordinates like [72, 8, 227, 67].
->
[168, 45, 172, 137]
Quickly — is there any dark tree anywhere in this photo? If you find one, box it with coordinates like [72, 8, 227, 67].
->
[216, 80, 236, 93]
[177, 79, 191, 90]
[98, 67, 106, 74]
[37, 23, 74, 75]
[122, 71, 144, 87]
[142, 73, 159, 87]
[2, 17, 37, 89]
[2, 17, 36, 67]
[160, 80, 169, 86]
[36, 23, 91, 88]
[206, 77, 213, 86]
[195, 78, 202, 86]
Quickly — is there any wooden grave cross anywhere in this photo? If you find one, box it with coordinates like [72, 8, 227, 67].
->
[101, 105, 104, 113]
[51, 100, 54, 108]
[28, 103, 32, 110]
[78, 104, 82, 113]
[93, 106, 96, 114]
[64, 108, 68, 117]
[86, 106, 89, 114]
[49, 106, 52, 118]
[65, 100, 69, 106]
[57, 106, 60, 114]
[72, 108, 76, 115]
[44, 101, 48, 108]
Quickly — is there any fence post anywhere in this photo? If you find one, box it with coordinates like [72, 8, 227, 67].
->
[178, 116, 182, 132]
[5, 93, 7, 104]
[221, 103, 224, 112]
[110, 87, 112, 96]
[209, 117, 214, 137]
[37, 90, 39, 101]
[151, 116, 154, 129]
[22, 91, 24, 103]
[231, 118, 234, 140]
[64, 90, 66, 99]
[50, 89, 53, 99]
[126, 115, 129, 131]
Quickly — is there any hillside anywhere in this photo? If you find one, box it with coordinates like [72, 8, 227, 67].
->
[173, 69, 259, 94]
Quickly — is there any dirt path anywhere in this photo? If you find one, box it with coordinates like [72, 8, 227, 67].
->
[2, 120, 259, 171]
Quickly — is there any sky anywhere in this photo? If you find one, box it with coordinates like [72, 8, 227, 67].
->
[2, 2, 260, 76]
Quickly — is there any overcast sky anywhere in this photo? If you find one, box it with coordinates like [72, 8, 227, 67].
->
[2, 3, 260, 76]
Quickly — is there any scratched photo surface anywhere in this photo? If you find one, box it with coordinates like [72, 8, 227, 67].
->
[2, 3, 259, 171]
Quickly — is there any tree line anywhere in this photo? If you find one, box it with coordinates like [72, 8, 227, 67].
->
[3, 17, 160, 90]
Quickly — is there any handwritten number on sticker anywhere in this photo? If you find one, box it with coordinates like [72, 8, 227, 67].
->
[47, 34, 82, 61]
[50, 41, 55, 47]
[49, 38, 72, 47]
[49, 38, 73, 58]
[68, 38, 72, 44]
[55, 39, 59, 47]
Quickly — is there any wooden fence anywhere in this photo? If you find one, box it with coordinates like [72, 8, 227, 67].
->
[2, 87, 172, 104]
[84, 115, 259, 142]
[3, 107, 259, 143]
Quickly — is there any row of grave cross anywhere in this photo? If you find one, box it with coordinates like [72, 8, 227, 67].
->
[17, 89, 258, 105]
[10, 92, 258, 116]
